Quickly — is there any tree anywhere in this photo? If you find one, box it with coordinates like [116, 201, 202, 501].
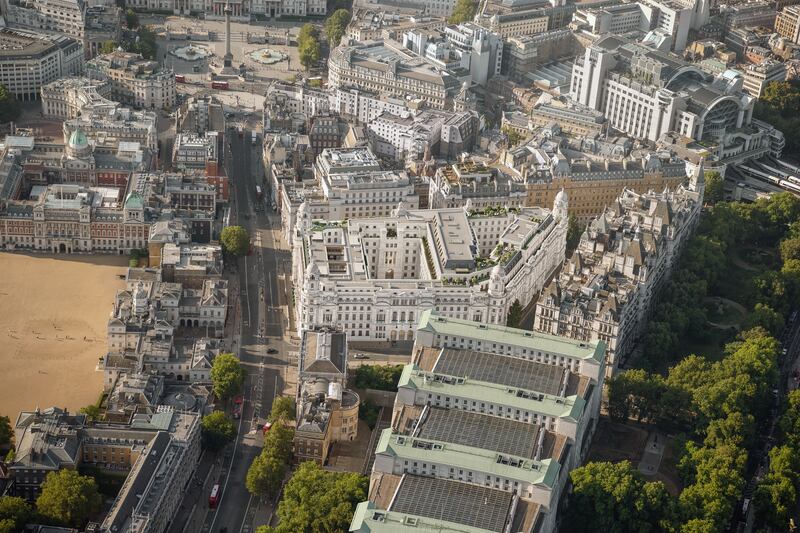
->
[743, 303, 784, 336]
[0, 496, 31, 531]
[501, 126, 524, 147]
[36, 470, 102, 527]
[270, 396, 296, 423]
[246, 451, 285, 496]
[566, 213, 582, 255]
[325, 9, 350, 47]
[780, 237, 800, 262]
[262, 462, 368, 533]
[125, 8, 139, 28]
[246, 423, 294, 497]
[506, 299, 523, 328]
[99, 40, 118, 54]
[566, 461, 676, 532]
[0, 416, 11, 449]
[704, 171, 724, 205]
[210, 353, 246, 401]
[0, 85, 20, 125]
[220, 225, 250, 257]
[201, 411, 237, 452]
[297, 24, 321, 71]
[79, 404, 101, 422]
[352, 364, 404, 391]
[449, 0, 477, 24]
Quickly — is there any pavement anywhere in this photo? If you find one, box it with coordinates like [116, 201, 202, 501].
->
[165, 127, 294, 533]
[637, 431, 665, 476]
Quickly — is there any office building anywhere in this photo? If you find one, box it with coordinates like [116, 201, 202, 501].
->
[534, 165, 704, 374]
[350, 311, 606, 533]
[293, 198, 568, 342]
[776, 5, 800, 44]
[742, 60, 787, 98]
[0, 28, 83, 102]
[87, 51, 177, 110]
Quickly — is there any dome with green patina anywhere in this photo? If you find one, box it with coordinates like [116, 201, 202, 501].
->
[68, 128, 88, 149]
[124, 191, 144, 210]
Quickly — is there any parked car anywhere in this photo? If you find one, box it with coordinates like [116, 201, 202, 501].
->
[267, 348, 278, 354]
[353, 353, 369, 359]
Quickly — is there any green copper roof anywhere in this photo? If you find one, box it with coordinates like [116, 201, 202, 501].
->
[68, 128, 88, 148]
[124, 191, 143, 210]
[398, 364, 586, 421]
[374, 428, 561, 489]
[416, 310, 605, 363]
[350, 501, 498, 533]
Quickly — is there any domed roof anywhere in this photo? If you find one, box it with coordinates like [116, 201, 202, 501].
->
[68, 128, 88, 149]
[124, 191, 144, 210]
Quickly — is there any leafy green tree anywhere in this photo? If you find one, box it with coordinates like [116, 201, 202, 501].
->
[132, 27, 157, 60]
[246, 423, 294, 497]
[201, 411, 237, 451]
[448, 0, 477, 23]
[0, 85, 20, 124]
[220, 225, 250, 257]
[501, 126, 524, 147]
[36, 470, 102, 527]
[779, 236, 800, 262]
[566, 213, 582, 255]
[125, 8, 139, 28]
[0, 416, 11, 449]
[269, 396, 296, 423]
[297, 24, 321, 70]
[246, 451, 284, 496]
[704, 171, 724, 205]
[79, 404, 101, 422]
[506, 299, 523, 328]
[210, 353, 246, 401]
[353, 364, 404, 391]
[743, 303, 784, 336]
[678, 444, 747, 528]
[0, 496, 31, 531]
[325, 9, 350, 46]
[262, 462, 368, 533]
[99, 41, 118, 54]
[566, 461, 677, 532]
[779, 389, 800, 449]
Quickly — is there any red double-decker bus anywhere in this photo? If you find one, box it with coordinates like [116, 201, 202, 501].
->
[209, 483, 220, 508]
[211, 81, 229, 90]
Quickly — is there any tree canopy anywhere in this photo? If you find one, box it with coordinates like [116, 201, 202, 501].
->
[449, 0, 477, 24]
[506, 299, 523, 328]
[754, 81, 800, 155]
[36, 470, 102, 527]
[246, 422, 293, 497]
[259, 462, 367, 533]
[220, 225, 250, 257]
[0, 496, 31, 532]
[269, 396, 296, 423]
[0, 416, 11, 449]
[201, 411, 237, 451]
[210, 353, 246, 401]
[297, 24, 321, 71]
[125, 8, 139, 28]
[325, 9, 350, 47]
[353, 364, 403, 392]
[0, 85, 20, 125]
[704, 171, 724, 205]
[566, 461, 676, 532]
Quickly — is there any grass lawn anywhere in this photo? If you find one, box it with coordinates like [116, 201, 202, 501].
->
[715, 260, 759, 309]
[704, 299, 746, 325]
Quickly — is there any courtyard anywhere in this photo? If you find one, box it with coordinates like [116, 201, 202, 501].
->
[0, 253, 128, 419]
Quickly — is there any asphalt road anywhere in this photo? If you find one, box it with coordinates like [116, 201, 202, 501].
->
[182, 130, 295, 533]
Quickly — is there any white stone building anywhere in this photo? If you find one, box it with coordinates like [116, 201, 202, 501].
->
[87, 51, 176, 110]
[293, 197, 568, 342]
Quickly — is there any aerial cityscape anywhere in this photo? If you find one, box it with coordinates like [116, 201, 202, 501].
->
[0, 0, 799, 529]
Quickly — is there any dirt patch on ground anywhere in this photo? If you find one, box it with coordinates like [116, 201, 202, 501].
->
[588, 419, 649, 464]
[0, 253, 128, 420]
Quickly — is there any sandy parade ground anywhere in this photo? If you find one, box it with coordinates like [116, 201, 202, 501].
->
[0, 253, 128, 421]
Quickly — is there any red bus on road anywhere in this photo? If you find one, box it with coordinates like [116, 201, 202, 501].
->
[175, 74, 186, 83]
[211, 81, 229, 90]
[209, 483, 220, 508]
